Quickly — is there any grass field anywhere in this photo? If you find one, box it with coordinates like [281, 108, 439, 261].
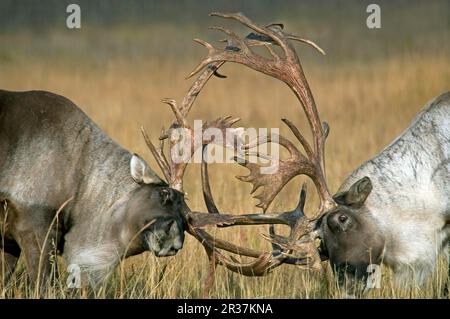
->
[0, 1, 449, 298]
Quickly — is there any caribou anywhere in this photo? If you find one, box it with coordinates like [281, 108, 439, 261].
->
[0, 90, 187, 287]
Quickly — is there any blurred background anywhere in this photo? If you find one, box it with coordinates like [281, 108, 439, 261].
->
[0, 0, 449, 298]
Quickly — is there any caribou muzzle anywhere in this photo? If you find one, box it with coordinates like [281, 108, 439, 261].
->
[144, 218, 185, 257]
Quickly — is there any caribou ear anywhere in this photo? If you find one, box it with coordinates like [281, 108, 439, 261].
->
[130, 154, 165, 185]
[333, 176, 372, 208]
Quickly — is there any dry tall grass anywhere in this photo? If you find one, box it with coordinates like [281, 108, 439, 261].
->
[0, 2, 449, 298]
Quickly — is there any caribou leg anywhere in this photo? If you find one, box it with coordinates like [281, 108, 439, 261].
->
[12, 209, 57, 292]
[0, 201, 20, 289]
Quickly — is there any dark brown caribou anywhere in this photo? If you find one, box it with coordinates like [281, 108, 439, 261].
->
[0, 89, 187, 287]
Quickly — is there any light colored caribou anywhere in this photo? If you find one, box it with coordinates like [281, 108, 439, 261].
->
[324, 92, 450, 288]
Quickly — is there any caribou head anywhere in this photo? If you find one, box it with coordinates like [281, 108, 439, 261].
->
[142, 12, 383, 296]
[123, 154, 186, 258]
[319, 177, 385, 291]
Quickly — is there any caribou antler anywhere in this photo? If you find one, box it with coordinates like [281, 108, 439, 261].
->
[143, 12, 335, 297]
[188, 12, 335, 218]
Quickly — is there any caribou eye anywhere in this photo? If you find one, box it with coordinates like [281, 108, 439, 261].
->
[159, 188, 174, 206]
[338, 214, 348, 223]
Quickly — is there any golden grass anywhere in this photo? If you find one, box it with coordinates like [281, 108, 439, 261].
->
[0, 20, 449, 298]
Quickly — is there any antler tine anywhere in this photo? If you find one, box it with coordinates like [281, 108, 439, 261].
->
[281, 118, 314, 159]
[262, 43, 280, 61]
[210, 12, 289, 54]
[267, 183, 307, 254]
[141, 126, 171, 182]
[243, 133, 303, 158]
[285, 34, 326, 56]
[180, 61, 226, 116]
[161, 98, 188, 127]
